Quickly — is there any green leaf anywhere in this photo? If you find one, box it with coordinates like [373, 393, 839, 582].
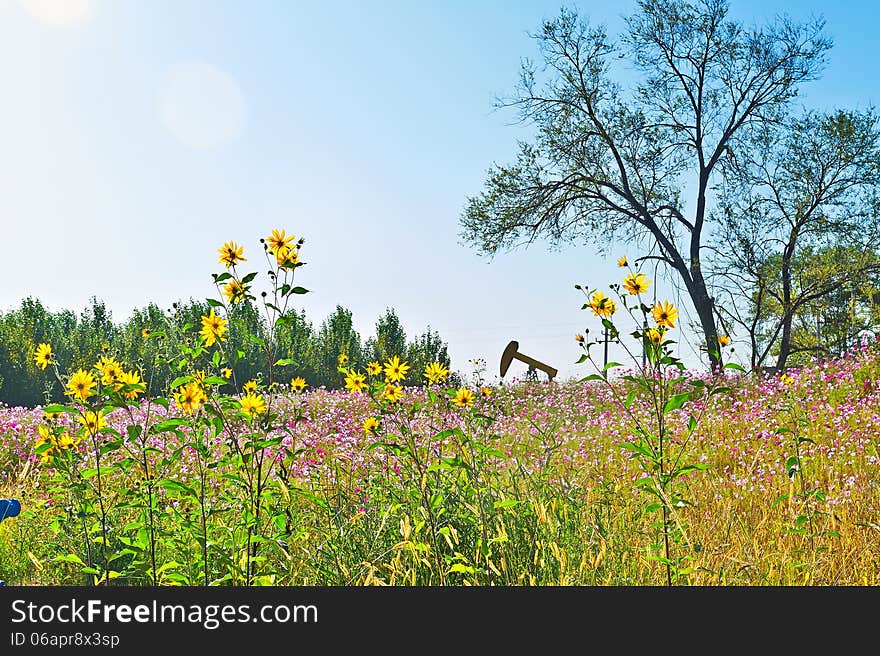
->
[603, 361, 623, 372]
[169, 375, 192, 390]
[663, 392, 692, 413]
[55, 553, 86, 566]
[206, 298, 225, 308]
[151, 419, 187, 433]
[579, 374, 604, 382]
[575, 354, 589, 364]
[158, 479, 198, 498]
[290, 286, 309, 294]
[624, 389, 637, 410]
[710, 386, 732, 395]
[723, 362, 746, 372]
[80, 466, 115, 479]
[213, 272, 232, 283]
[687, 415, 697, 433]
[43, 404, 74, 414]
[275, 358, 295, 367]
[448, 564, 476, 575]
[241, 272, 258, 284]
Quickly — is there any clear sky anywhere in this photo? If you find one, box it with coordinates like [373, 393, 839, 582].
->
[2, 0, 879, 381]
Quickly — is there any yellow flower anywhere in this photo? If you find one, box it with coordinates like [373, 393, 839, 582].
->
[266, 229, 294, 255]
[362, 417, 380, 435]
[56, 431, 76, 449]
[646, 328, 663, 345]
[383, 355, 410, 383]
[718, 335, 731, 347]
[118, 370, 144, 400]
[66, 369, 96, 402]
[101, 342, 110, 352]
[34, 343, 53, 370]
[652, 300, 678, 329]
[177, 382, 207, 414]
[423, 361, 450, 385]
[617, 256, 628, 267]
[239, 392, 267, 418]
[44, 409, 61, 421]
[223, 278, 247, 304]
[78, 410, 106, 436]
[218, 241, 246, 268]
[243, 379, 259, 393]
[96, 356, 123, 386]
[382, 384, 404, 403]
[780, 374, 795, 386]
[141, 328, 151, 339]
[366, 361, 382, 376]
[337, 353, 349, 368]
[291, 376, 307, 393]
[452, 387, 474, 408]
[275, 245, 299, 267]
[622, 272, 651, 295]
[480, 387, 492, 399]
[222, 367, 233, 379]
[589, 292, 616, 318]
[200, 309, 228, 347]
[345, 370, 368, 393]
[575, 334, 585, 344]
[35, 426, 54, 464]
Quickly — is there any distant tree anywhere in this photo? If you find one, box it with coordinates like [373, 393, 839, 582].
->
[274, 308, 318, 388]
[713, 110, 880, 369]
[364, 308, 408, 365]
[313, 306, 362, 388]
[719, 246, 880, 368]
[461, 1, 830, 369]
[405, 328, 450, 387]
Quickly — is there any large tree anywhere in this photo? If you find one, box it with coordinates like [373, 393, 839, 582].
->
[460, 0, 830, 368]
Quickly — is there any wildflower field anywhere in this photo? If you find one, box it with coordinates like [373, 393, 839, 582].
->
[0, 231, 878, 586]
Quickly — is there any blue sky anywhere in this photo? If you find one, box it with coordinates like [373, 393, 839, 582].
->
[2, 0, 879, 380]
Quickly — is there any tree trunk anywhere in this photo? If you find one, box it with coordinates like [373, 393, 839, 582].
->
[775, 229, 798, 371]
[690, 266, 721, 371]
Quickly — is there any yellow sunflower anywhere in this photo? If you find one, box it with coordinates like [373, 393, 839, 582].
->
[362, 417, 380, 435]
[177, 382, 207, 414]
[345, 370, 368, 393]
[652, 300, 678, 329]
[239, 392, 267, 418]
[66, 370, 96, 402]
[117, 370, 144, 400]
[291, 376, 307, 393]
[589, 292, 617, 318]
[423, 361, 450, 385]
[78, 410, 106, 436]
[382, 384, 404, 403]
[383, 355, 410, 383]
[218, 241, 246, 268]
[200, 309, 228, 347]
[266, 229, 294, 255]
[34, 343, 53, 370]
[223, 278, 247, 304]
[452, 388, 474, 408]
[622, 272, 650, 295]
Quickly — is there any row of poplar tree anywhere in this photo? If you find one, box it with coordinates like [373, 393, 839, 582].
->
[0, 297, 451, 407]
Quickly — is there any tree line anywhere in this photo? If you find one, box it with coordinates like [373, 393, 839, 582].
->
[0, 297, 451, 407]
